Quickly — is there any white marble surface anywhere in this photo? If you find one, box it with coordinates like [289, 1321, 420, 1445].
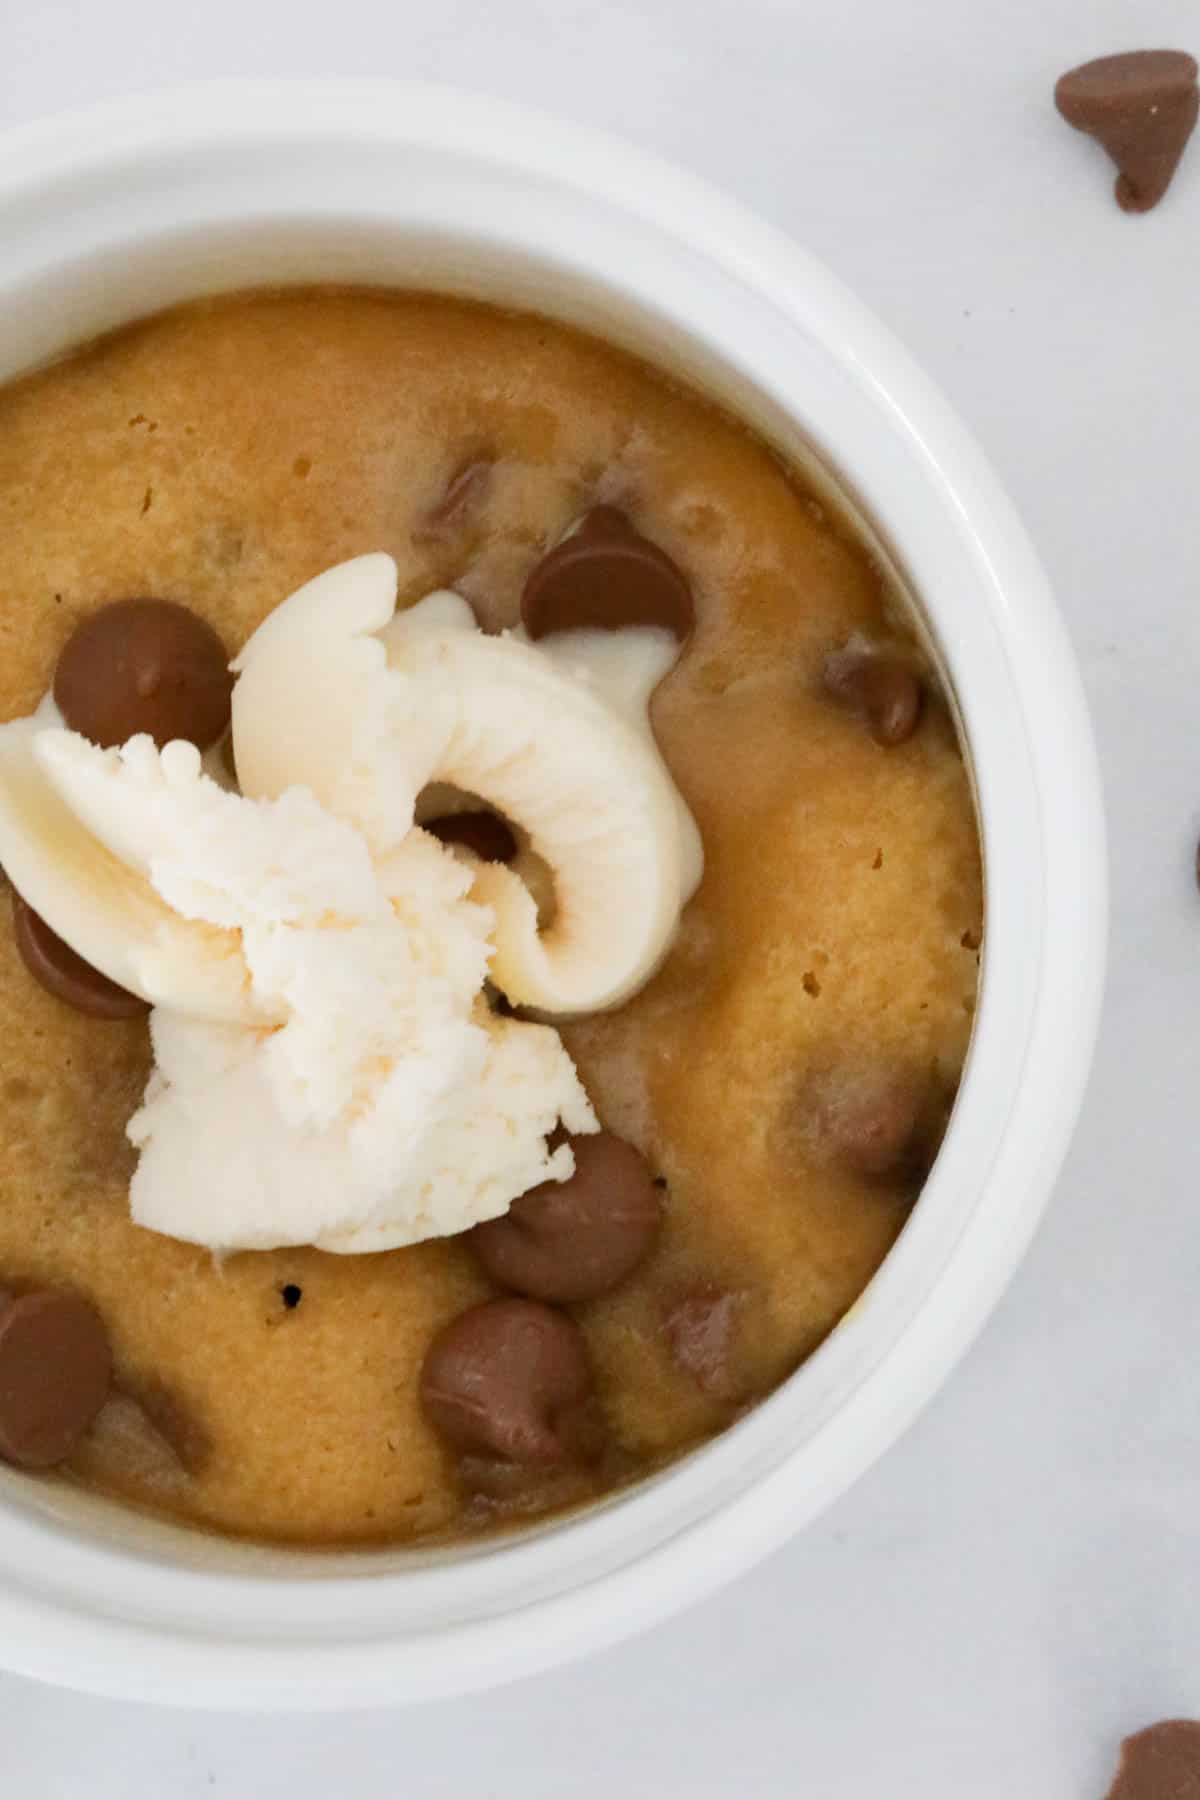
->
[2, 0, 1198, 1792]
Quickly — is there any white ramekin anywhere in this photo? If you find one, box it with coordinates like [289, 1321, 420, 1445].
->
[0, 80, 1105, 1710]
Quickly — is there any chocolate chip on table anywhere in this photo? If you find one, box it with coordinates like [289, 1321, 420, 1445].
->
[54, 597, 234, 750]
[468, 1132, 663, 1303]
[420, 1297, 599, 1466]
[663, 1287, 743, 1397]
[522, 505, 694, 641]
[11, 891, 149, 1020]
[823, 648, 923, 747]
[1103, 1720, 1200, 1799]
[0, 1290, 112, 1469]
[806, 1066, 926, 1178]
[1055, 51, 1199, 212]
[413, 456, 494, 542]
[425, 810, 519, 864]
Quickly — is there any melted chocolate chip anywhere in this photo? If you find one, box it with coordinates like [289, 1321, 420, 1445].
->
[823, 649, 923, 747]
[1104, 1720, 1200, 1799]
[1056, 51, 1199, 212]
[522, 506, 694, 640]
[11, 892, 149, 1020]
[425, 810, 518, 863]
[0, 1290, 112, 1468]
[468, 1132, 663, 1303]
[54, 598, 233, 750]
[807, 1066, 926, 1178]
[663, 1287, 743, 1397]
[420, 1298, 599, 1466]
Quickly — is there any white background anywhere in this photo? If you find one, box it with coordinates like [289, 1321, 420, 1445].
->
[2, 0, 1198, 1793]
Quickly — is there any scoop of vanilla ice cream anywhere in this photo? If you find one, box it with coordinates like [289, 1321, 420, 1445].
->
[39, 731, 599, 1252]
[0, 555, 703, 1257]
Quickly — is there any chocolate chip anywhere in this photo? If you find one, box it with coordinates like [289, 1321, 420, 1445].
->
[11, 891, 149, 1020]
[807, 1066, 926, 1178]
[425, 810, 518, 863]
[0, 1290, 112, 1468]
[280, 1283, 302, 1311]
[420, 1297, 599, 1466]
[522, 506, 694, 640]
[823, 649, 923, 747]
[414, 456, 494, 542]
[1104, 1721, 1200, 1799]
[1056, 51, 1198, 212]
[663, 1286, 742, 1396]
[54, 598, 233, 750]
[468, 1132, 662, 1303]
